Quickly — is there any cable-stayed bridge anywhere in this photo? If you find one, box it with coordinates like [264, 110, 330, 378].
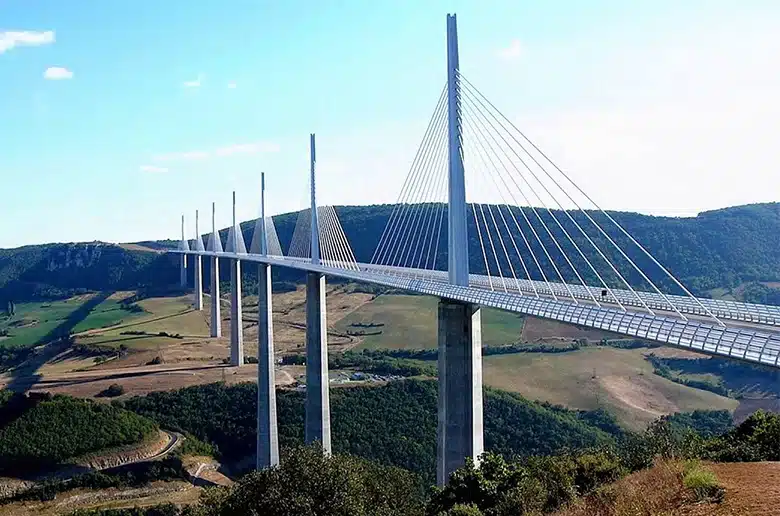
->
[168, 14, 780, 485]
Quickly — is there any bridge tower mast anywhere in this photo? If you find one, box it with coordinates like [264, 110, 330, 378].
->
[229, 191, 245, 366]
[209, 202, 222, 338]
[257, 172, 280, 468]
[193, 210, 204, 311]
[437, 13, 484, 487]
[304, 134, 332, 454]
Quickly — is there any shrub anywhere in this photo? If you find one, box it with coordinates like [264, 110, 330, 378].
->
[441, 504, 483, 516]
[571, 451, 626, 494]
[196, 444, 424, 516]
[682, 461, 724, 503]
[97, 384, 125, 398]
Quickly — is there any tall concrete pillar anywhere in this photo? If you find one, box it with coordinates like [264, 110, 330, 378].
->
[230, 259, 244, 366]
[179, 255, 187, 288]
[194, 256, 203, 310]
[305, 272, 331, 453]
[257, 263, 279, 468]
[210, 257, 221, 337]
[437, 299, 483, 486]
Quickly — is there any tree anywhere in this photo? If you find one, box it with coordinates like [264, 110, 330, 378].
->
[197, 444, 425, 516]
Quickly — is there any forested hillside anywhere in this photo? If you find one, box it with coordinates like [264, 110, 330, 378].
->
[0, 243, 178, 302]
[1, 202, 779, 302]
[0, 391, 157, 474]
[121, 380, 616, 481]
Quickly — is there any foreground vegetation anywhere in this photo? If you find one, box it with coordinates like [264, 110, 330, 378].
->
[57, 410, 780, 516]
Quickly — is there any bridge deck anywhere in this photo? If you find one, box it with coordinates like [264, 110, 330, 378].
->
[170, 250, 780, 370]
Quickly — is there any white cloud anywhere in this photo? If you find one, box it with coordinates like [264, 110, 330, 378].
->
[139, 165, 168, 173]
[227, 81, 237, 89]
[497, 39, 523, 60]
[183, 73, 204, 88]
[43, 66, 73, 80]
[152, 141, 280, 163]
[0, 30, 55, 54]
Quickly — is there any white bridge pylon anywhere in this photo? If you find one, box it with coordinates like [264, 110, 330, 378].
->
[171, 38, 780, 371]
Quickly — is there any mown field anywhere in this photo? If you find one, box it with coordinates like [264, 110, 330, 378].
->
[334, 294, 527, 350]
[0, 293, 148, 349]
[482, 347, 738, 430]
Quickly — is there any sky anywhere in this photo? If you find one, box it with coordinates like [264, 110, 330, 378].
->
[1, 0, 779, 248]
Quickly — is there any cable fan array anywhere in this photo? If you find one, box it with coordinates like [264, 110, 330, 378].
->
[372, 86, 449, 274]
[371, 74, 722, 327]
[249, 216, 284, 256]
[287, 207, 359, 271]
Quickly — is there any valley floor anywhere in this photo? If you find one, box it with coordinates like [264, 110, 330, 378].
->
[1, 286, 767, 431]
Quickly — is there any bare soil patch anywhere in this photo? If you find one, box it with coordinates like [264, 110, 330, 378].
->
[559, 461, 780, 516]
[0, 481, 200, 516]
[600, 375, 678, 419]
[5, 362, 298, 399]
[680, 462, 780, 516]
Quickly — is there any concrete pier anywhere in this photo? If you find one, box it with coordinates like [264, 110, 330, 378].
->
[179, 255, 187, 288]
[257, 262, 279, 468]
[437, 299, 483, 486]
[230, 259, 244, 366]
[193, 256, 203, 310]
[304, 272, 331, 453]
[210, 257, 221, 337]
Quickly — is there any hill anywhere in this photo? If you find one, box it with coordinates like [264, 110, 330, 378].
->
[0, 391, 158, 475]
[120, 379, 617, 481]
[1, 203, 779, 306]
[0, 243, 178, 303]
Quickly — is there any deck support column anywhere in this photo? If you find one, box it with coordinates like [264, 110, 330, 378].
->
[210, 257, 221, 337]
[194, 256, 203, 310]
[257, 262, 279, 468]
[179, 255, 187, 288]
[305, 272, 331, 454]
[230, 259, 244, 366]
[437, 299, 483, 486]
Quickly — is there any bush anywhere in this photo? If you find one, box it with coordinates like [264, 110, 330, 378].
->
[97, 383, 125, 398]
[571, 451, 626, 495]
[196, 444, 425, 516]
[682, 461, 724, 503]
[440, 504, 483, 516]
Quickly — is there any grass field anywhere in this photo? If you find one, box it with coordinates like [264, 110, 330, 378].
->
[0, 293, 147, 349]
[334, 294, 525, 350]
[482, 346, 738, 430]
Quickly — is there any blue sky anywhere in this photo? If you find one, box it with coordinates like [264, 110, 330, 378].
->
[2, 0, 779, 248]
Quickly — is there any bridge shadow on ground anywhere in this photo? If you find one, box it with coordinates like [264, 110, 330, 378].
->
[3, 291, 114, 394]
